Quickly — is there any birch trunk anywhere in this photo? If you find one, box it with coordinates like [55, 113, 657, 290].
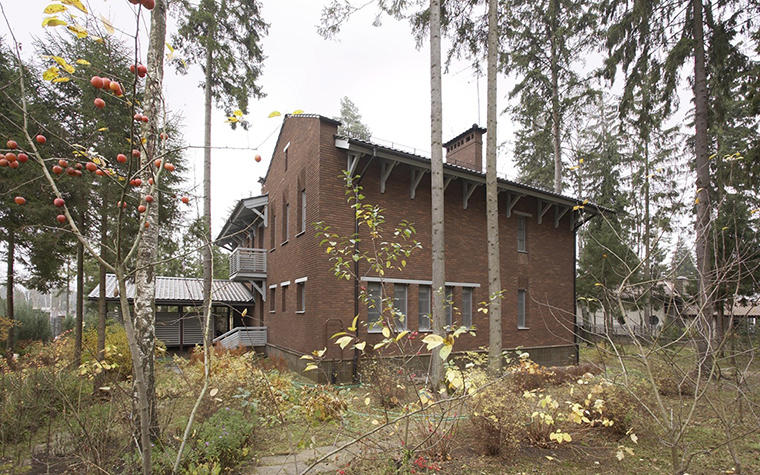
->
[202, 45, 214, 347]
[429, 0, 446, 389]
[132, 0, 167, 442]
[486, 0, 502, 373]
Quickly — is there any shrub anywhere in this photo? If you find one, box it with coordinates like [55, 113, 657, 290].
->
[300, 385, 347, 422]
[196, 407, 252, 468]
[360, 358, 409, 408]
[510, 356, 556, 392]
[469, 378, 528, 455]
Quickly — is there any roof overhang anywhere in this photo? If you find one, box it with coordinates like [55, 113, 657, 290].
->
[87, 275, 255, 304]
[335, 137, 613, 227]
[216, 194, 269, 250]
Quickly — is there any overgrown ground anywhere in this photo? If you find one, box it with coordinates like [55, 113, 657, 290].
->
[2, 327, 760, 474]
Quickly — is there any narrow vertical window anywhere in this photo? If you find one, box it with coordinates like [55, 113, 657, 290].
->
[517, 217, 526, 252]
[445, 286, 453, 327]
[367, 283, 382, 332]
[393, 284, 408, 331]
[518, 289, 527, 328]
[418, 285, 431, 331]
[297, 282, 305, 312]
[270, 212, 276, 249]
[269, 287, 276, 312]
[281, 283, 288, 312]
[300, 189, 307, 233]
[284, 203, 290, 241]
[462, 288, 473, 328]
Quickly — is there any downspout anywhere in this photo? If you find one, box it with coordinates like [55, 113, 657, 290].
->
[574, 225, 579, 364]
[351, 146, 377, 383]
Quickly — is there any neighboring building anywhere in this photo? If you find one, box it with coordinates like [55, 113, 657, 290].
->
[216, 114, 604, 381]
[88, 275, 255, 350]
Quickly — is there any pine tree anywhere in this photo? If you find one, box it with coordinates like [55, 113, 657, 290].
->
[335, 96, 372, 140]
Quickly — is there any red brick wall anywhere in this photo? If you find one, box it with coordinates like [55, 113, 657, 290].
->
[260, 116, 576, 364]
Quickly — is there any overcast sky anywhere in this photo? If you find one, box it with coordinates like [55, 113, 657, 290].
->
[3, 0, 514, 236]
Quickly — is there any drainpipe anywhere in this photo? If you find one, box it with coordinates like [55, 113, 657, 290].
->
[351, 146, 377, 382]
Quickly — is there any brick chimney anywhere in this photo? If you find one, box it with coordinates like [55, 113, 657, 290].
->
[443, 124, 486, 172]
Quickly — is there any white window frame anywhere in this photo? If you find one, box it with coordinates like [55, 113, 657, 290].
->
[517, 216, 526, 252]
[418, 285, 431, 332]
[462, 287, 473, 328]
[518, 289, 527, 329]
[367, 283, 383, 333]
[300, 189, 307, 234]
[393, 284, 408, 331]
[445, 286, 453, 327]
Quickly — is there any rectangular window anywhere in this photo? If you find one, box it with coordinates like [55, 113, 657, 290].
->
[367, 283, 382, 332]
[296, 282, 305, 312]
[517, 217, 526, 252]
[445, 286, 453, 327]
[270, 210, 276, 250]
[418, 285, 431, 331]
[518, 289, 527, 328]
[283, 203, 290, 242]
[393, 284, 408, 331]
[300, 190, 307, 233]
[269, 287, 276, 312]
[281, 283, 288, 312]
[462, 288, 473, 328]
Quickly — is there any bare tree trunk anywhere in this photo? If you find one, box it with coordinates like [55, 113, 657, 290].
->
[97, 209, 108, 364]
[550, 0, 562, 194]
[5, 231, 15, 362]
[74, 211, 85, 367]
[486, 0, 502, 373]
[429, 0, 446, 389]
[132, 0, 167, 444]
[202, 45, 214, 347]
[692, 0, 715, 374]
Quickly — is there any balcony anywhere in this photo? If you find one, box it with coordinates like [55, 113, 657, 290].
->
[229, 247, 267, 280]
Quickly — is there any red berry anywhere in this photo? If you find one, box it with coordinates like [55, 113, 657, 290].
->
[133, 178, 142, 186]
[58, 159, 68, 167]
[137, 64, 147, 77]
[14, 196, 25, 205]
[134, 113, 142, 121]
[132, 149, 141, 158]
[154, 159, 162, 167]
[85, 162, 97, 172]
[164, 163, 175, 172]
[129, 64, 136, 73]
[6, 140, 17, 149]
[75, 163, 83, 171]
[52, 165, 63, 175]
[145, 195, 154, 203]
[117, 153, 127, 163]
[17, 153, 28, 163]
[181, 196, 189, 204]
[56, 214, 66, 224]
[90, 76, 104, 88]
[95, 169, 105, 176]
[8, 161, 18, 169]
[148, 177, 154, 185]
[54, 198, 65, 207]
[5, 153, 16, 162]
[142, 0, 155, 9]
[138, 205, 147, 213]
[254, 154, 262, 163]
[141, 115, 149, 123]
[35, 135, 46, 144]
[94, 97, 106, 109]
[109, 81, 122, 96]
[101, 77, 111, 89]
[0, 159, 7, 167]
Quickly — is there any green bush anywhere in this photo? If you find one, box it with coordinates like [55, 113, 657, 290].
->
[14, 301, 52, 343]
[196, 408, 252, 468]
[469, 378, 528, 455]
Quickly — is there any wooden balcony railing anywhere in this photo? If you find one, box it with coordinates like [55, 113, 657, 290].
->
[229, 247, 267, 279]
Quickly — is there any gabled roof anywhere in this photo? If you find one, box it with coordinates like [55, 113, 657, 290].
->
[216, 194, 268, 249]
[87, 274, 254, 304]
[335, 134, 613, 218]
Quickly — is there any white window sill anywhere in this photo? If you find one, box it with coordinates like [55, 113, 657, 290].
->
[269, 311, 276, 314]
[281, 240, 289, 246]
[296, 231, 305, 238]
[295, 310, 305, 314]
[518, 326, 529, 330]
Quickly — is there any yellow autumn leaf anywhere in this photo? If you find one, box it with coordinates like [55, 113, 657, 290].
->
[438, 343, 452, 361]
[52, 77, 70, 83]
[300, 354, 314, 360]
[68, 24, 88, 38]
[233, 109, 243, 117]
[422, 334, 444, 350]
[42, 17, 68, 27]
[61, 0, 87, 14]
[268, 111, 282, 118]
[42, 66, 60, 81]
[75, 59, 90, 65]
[304, 363, 318, 371]
[395, 330, 409, 341]
[348, 315, 359, 332]
[381, 326, 390, 338]
[292, 109, 304, 115]
[336, 336, 353, 349]
[100, 14, 115, 35]
[241, 308, 248, 317]
[97, 127, 109, 132]
[209, 388, 218, 397]
[43, 4, 67, 14]
[364, 397, 371, 405]
[355, 341, 366, 351]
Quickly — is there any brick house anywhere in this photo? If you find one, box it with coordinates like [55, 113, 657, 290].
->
[217, 114, 602, 381]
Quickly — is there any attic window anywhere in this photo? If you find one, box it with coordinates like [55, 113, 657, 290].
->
[466, 135, 471, 142]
